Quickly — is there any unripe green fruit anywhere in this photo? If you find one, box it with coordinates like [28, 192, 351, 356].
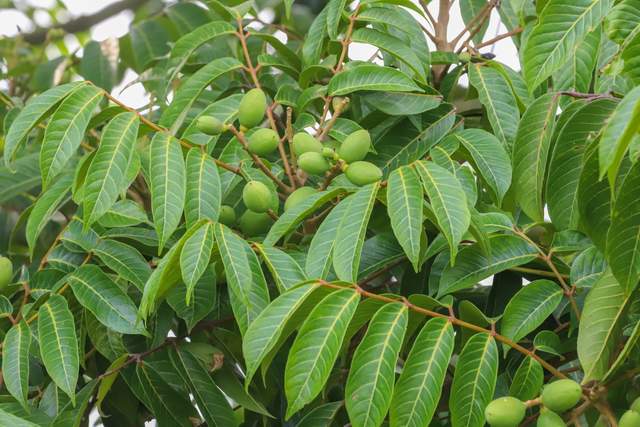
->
[242, 181, 272, 213]
[238, 88, 267, 128]
[218, 205, 236, 226]
[631, 397, 640, 413]
[345, 161, 382, 186]
[620, 410, 640, 427]
[338, 129, 371, 163]
[285, 186, 316, 211]
[239, 210, 273, 236]
[0, 256, 13, 289]
[196, 116, 225, 135]
[248, 128, 279, 156]
[293, 132, 322, 156]
[541, 379, 582, 413]
[537, 409, 566, 427]
[298, 152, 330, 175]
[322, 147, 337, 159]
[484, 397, 526, 427]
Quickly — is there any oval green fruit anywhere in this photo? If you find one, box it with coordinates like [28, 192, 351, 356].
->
[239, 210, 273, 236]
[345, 161, 382, 186]
[218, 205, 236, 226]
[242, 181, 272, 213]
[621, 410, 640, 427]
[537, 409, 566, 427]
[0, 256, 12, 289]
[541, 379, 582, 413]
[484, 397, 526, 427]
[298, 152, 330, 175]
[248, 128, 279, 156]
[196, 116, 225, 135]
[338, 129, 371, 163]
[631, 397, 640, 413]
[293, 132, 322, 156]
[284, 186, 316, 211]
[238, 88, 267, 128]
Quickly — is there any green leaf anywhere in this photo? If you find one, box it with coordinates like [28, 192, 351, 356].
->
[390, 317, 454, 427]
[512, 93, 559, 222]
[452, 129, 512, 204]
[214, 223, 270, 334]
[167, 264, 216, 331]
[0, 153, 41, 203]
[577, 270, 633, 381]
[333, 183, 380, 282]
[38, 294, 79, 404]
[149, 132, 186, 252]
[170, 347, 237, 427]
[500, 280, 563, 348]
[605, 0, 640, 43]
[79, 41, 115, 91]
[255, 245, 308, 292]
[97, 199, 148, 228]
[68, 264, 147, 335]
[553, 27, 601, 94]
[414, 161, 470, 263]
[509, 356, 544, 401]
[449, 333, 498, 427]
[295, 402, 343, 427]
[285, 288, 360, 418]
[93, 238, 151, 290]
[40, 85, 103, 188]
[522, 0, 611, 89]
[345, 303, 407, 427]
[361, 92, 440, 115]
[4, 82, 83, 167]
[328, 65, 422, 96]
[180, 222, 214, 303]
[302, 6, 328, 65]
[387, 166, 423, 271]
[96, 353, 128, 412]
[598, 85, 640, 184]
[0, 408, 39, 427]
[185, 149, 221, 228]
[460, 0, 488, 43]
[438, 235, 538, 296]
[468, 63, 519, 146]
[326, 0, 347, 39]
[52, 380, 98, 427]
[1, 321, 31, 409]
[83, 112, 139, 226]
[130, 20, 170, 71]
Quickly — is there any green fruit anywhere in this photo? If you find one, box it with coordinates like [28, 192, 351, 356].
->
[0, 256, 13, 289]
[293, 132, 322, 156]
[345, 161, 382, 186]
[631, 397, 640, 413]
[248, 128, 279, 156]
[537, 409, 566, 427]
[332, 96, 350, 113]
[242, 181, 272, 213]
[218, 205, 236, 226]
[196, 116, 225, 135]
[238, 88, 267, 128]
[298, 152, 330, 175]
[484, 397, 526, 427]
[621, 410, 640, 427]
[285, 186, 316, 211]
[338, 129, 371, 163]
[322, 147, 337, 159]
[239, 210, 273, 236]
[541, 379, 582, 413]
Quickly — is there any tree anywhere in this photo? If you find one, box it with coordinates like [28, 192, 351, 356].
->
[0, 0, 638, 425]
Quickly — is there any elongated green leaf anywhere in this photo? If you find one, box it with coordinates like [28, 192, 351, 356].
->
[98, 199, 148, 227]
[345, 303, 407, 427]
[295, 402, 343, 427]
[302, 6, 328, 65]
[96, 353, 128, 412]
[38, 294, 79, 404]
[460, 0, 488, 43]
[361, 92, 440, 115]
[2, 321, 31, 409]
[512, 93, 559, 221]
[185, 149, 221, 228]
[285, 288, 360, 418]
[450, 333, 498, 427]
[326, 0, 347, 39]
[40, 85, 103, 188]
[0, 153, 41, 203]
[522, 0, 611, 89]
[328, 65, 422, 96]
[170, 347, 237, 427]
[605, 0, 640, 43]
[390, 317, 454, 427]
[468, 63, 519, 146]
[577, 270, 633, 381]
[180, 222, 214, 303]
[501, 280, 563, 348]
[93, 238, 151, 290]
[167, 263, 216, 331]
[452, 129, 512, 204]
[68, 265, 146, 335]
[0, 409, 39, 427]
[333, 183, 380, 282]
[387, 166, 423, 271]
[214, 223, 270, 334]
[414, 161, 470, 263]
[439, 235, 538, 296]
[255, 245, 308, 291]
[149, 132, 186, 252]
[553, 27, 601, 95]
[4, 82, 83, 167]
[83, 112, 139, 226]
[509, 356, 544, 401]
[130, 20, 170, 71]
[52, 380, 97, 427]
